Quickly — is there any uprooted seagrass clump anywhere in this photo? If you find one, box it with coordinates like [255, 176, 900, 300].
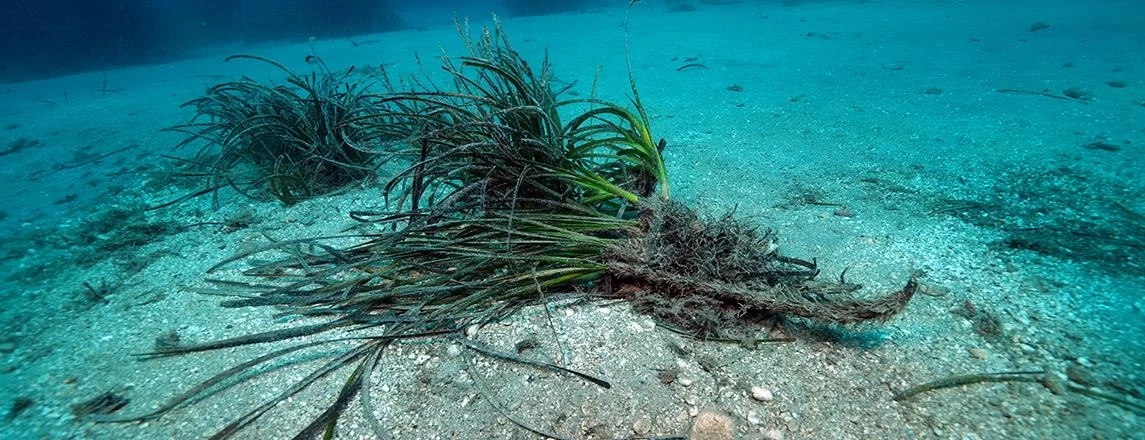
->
[99, 15, 915, 439]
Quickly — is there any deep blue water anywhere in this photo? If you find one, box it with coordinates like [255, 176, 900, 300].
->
[0, 0, 612, 82]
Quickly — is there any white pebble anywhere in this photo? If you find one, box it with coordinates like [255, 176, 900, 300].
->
[633, 418, 651, 435]
[446, 344, 462, 357]
[764, 429, 784, 440]
[969, 348, 987, 360]
[751, 386, 773, 402]
[747, 411, 761, 425]
[678, 377, 694, 387]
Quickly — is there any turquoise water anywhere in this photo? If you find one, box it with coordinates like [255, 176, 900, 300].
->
[1, 1, 1141, 438]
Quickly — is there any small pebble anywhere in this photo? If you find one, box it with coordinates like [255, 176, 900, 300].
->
[1041, 373, 1067, 395]
[633, 418, 651, 435]
[690, 410, 733, 439]
[679, 377, 695, 387]
[446, 344, 462, 357]
[764, 429, 784, 440]
[747, 411, 762, 425]
[969, 348, 987, 360]
[1066, 365, 1095, 385]
[751, 386, 774, 402]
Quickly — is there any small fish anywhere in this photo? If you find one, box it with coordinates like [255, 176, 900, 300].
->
[1083, 141, 1120, 152]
